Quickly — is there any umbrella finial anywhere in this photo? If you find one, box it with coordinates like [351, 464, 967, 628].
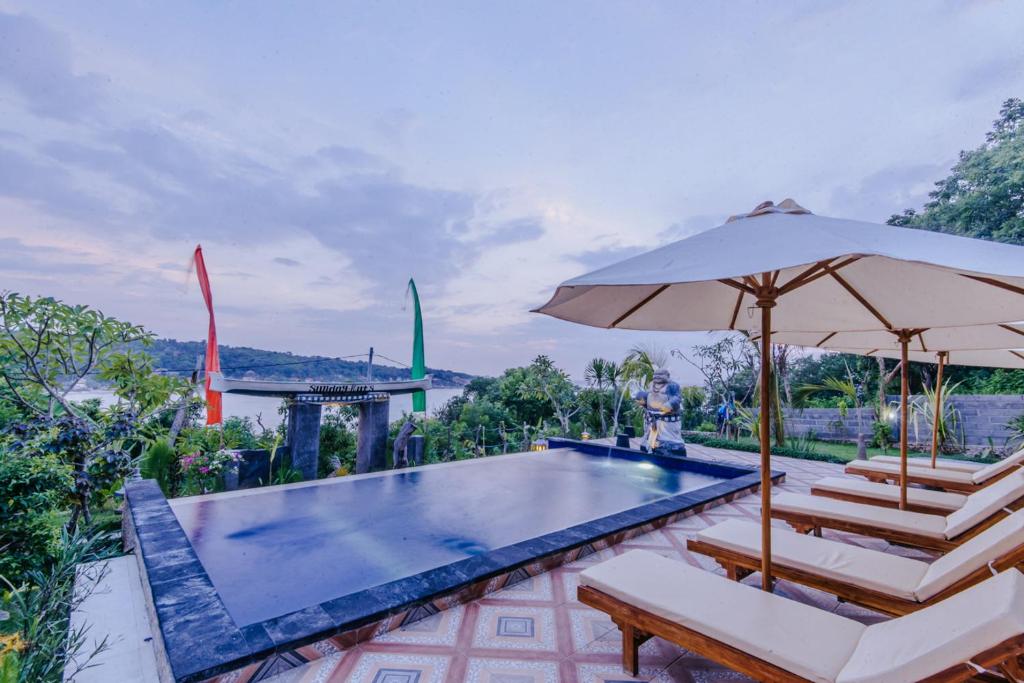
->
[726, 198, 812, 223]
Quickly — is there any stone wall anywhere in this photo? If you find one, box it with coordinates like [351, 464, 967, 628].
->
[781, 394, 1024, 448]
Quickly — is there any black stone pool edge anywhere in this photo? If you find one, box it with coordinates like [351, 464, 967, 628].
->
[123, 440, 784, 683]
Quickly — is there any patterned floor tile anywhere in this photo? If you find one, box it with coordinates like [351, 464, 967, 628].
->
[373, 606, 464, 646]
[472, 605, 558, 652]
[489, 572, 555, 602]
[335, 652, 451, 683]
[574, 661, 671, 683]
[566, 606, 617, 652]
[463, 657, 561, 683]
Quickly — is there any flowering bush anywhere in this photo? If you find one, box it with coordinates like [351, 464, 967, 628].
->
[179, 449, 241, 495]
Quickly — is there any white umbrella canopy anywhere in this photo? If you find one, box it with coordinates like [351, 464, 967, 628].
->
[535, 202, 1024, 334]
[535, 200, 1024, 592]
[756, 325, 1024, 354]
[831, 346, 1024, 369]
[764, 331, 1024, 501]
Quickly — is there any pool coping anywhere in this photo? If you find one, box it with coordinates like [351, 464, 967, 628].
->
[124, 440, 784, 683]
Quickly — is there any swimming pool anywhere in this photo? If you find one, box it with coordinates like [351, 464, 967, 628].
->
[124, 439, 780, 682]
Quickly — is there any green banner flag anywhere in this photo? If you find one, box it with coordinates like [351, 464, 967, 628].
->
[407, 278, 426, 412]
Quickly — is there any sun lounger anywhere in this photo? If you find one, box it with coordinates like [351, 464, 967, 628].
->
[686, 512, 1024, 615]
[578, 549, 1024, 681]
[846, 449, 1024, 492]
[869, 455, 988, 473]
[811, 476, 970, 514]
[771, 471, 1024, 551]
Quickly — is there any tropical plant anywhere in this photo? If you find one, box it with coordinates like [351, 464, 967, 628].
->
[909, 380, 964, 453]
[139, 440, 177, 497]
[583, 358, 615, 436]
[518, 355, 580, 435]
[0, 530, 116, 683]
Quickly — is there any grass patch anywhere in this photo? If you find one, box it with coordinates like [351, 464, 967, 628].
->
[684, 432, 939, 464]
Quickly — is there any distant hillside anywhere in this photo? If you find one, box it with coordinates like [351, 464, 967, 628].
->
[135, 339, 476, 388]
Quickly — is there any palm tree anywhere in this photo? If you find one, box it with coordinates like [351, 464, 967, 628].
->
[584, 358, 613, 436]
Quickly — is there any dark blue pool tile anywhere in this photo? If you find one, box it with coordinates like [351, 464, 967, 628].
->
[262, 604, 337, 647]
[321, 589, 390, 626]
[144, 556, 207, 586]
[240, 623, 276, 655]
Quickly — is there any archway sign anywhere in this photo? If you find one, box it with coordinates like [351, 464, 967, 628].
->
[209, 373, 432, 477]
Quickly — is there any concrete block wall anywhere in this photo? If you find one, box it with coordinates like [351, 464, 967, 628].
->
[780, 394, 1024, 448]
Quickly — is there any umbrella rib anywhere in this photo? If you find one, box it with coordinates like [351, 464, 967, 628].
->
[609, 284, 670, 328]
[728, 290, 744, 330]
[960, 273, 1024, 297]
[1011, 351, 1024, 362]
[718, 278, 756, 295]
[827, 270, 893, 330]
[917, 333, 928, 353]
[999, 324, 1024, 337]
[777, 257, 860, 295]
[815, 332, 837, 347]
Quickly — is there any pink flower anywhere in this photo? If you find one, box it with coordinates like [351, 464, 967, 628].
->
[199, 466, 210, 474]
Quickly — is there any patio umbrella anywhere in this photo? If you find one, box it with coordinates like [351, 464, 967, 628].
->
[832, 346, 1024, 469]
[762, 325, 1024, 507]
[535, 199, 1024, 591]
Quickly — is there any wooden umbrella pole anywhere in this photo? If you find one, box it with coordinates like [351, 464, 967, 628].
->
[899, 336, 910, 510]
[930, 352, 947, 468]
[757, 283, 776, 591]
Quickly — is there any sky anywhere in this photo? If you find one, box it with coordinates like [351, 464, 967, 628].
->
[1, 1, 1023, 383]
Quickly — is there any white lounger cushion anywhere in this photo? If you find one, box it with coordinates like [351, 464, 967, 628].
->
[942, 470, 1024, 538]
[869, 455, 986, 473]
[581, 549, 1024, 682]
[696, 519, 927, 600]
[972, 448, 1024, 483]
[772, 492, 948, 539]
[837, 570, 1024, 683]
[846, 460, 975, 485]
[916, 510, 1024, 600]
[811, 476, 967, 512]
[580, 549, 865, 682]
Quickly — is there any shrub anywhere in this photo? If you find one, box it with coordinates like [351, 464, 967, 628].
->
[696, 421, 717, 433]
[139, 440, 177, 496]
[683, 431, 846, 464]
[0, 451, 72, 582]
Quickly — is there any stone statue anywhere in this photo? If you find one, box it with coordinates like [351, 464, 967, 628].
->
[634, 368, 687, 457]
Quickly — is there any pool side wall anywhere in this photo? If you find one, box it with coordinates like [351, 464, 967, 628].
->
[126, 444, 783, 683]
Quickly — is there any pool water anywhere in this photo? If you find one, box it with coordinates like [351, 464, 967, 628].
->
[171, 448, 724, 626]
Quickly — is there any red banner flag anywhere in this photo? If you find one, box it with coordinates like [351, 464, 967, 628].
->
[193, 245, 222, 425]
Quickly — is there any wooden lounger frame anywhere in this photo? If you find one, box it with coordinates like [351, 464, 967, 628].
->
[577, 585, 1024, 681]
[845, 461, 1017, 493]
[686, 537, 1024, 616]
[770, 505, 1010, 552]
[810, 487, 1024, 516]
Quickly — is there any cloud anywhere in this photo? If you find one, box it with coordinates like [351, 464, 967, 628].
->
[273, 257, 301, 267]
[828, 162, 948, 222]
[956, 55, 1024, 100]
[0, 11, 107, 122]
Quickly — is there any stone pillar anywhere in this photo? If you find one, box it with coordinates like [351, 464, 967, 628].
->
[286, 402, 322, 481]
[356, 399, 389, 473]
[407, 435, 425, 466]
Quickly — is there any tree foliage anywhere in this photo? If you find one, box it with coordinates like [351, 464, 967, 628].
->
[889, 98, 1024, 243]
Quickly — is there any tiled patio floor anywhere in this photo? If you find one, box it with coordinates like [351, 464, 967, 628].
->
[265, 446, 931, 683]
